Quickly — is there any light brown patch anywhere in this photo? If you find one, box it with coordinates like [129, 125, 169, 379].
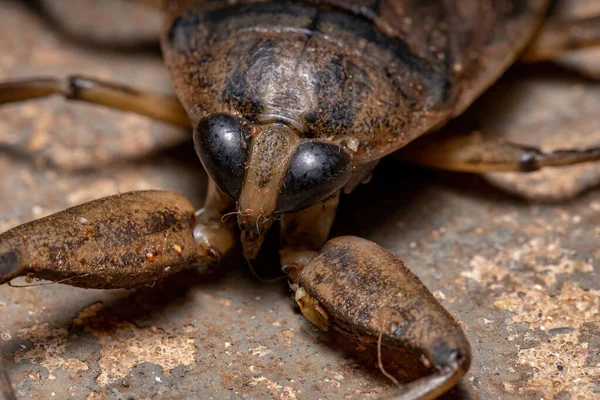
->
[74, 303, 197, 387]
[246, 376, 301, 400]
[460, 255, 509, 285]
[501, 282, 599, 399]
[15, 323, 89, 377]
[459, 236, 598, 398]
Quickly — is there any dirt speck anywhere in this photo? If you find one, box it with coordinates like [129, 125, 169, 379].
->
[249, 345, 272, 357]
[248, 376, 300, 399]
[282, 329, 294, 339]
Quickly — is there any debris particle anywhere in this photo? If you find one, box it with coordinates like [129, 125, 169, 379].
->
[282, 329, 294, 339]
[219, 298, 231, 307]
[547, 327, 575, 336]
[249, 345, 272, 357]
[182, 324, 198, 334]
[173, 244, 182, 255]
[347, 138, 359, 152]
[27, 372, 41, 382]
[250, 376, 300, 399]
[432, 290, 446, 300]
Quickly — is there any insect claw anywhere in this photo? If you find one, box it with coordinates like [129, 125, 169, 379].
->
[193, 218, 235, 262]
[0, 250, 21, 285]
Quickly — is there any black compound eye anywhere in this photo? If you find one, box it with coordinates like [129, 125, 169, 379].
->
[277, 141, 352, 214]
[193, 114, 251, 199]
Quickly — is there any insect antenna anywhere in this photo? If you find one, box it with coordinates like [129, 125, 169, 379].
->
[220, 210, 241, 222]
[220, 208, 253, 223]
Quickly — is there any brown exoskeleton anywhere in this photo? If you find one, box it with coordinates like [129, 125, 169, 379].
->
[1, 1, 600, 399]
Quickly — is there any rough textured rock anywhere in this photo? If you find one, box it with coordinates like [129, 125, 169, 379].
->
[0, 1, 599, 399]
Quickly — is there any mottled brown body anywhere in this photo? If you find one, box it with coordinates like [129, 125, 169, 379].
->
[162, 0, 548, 164]
[2, 0, 599, 399]
[161, 0, 552, 264]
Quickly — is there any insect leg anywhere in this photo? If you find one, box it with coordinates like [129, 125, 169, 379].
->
[522, 15, 600, 63]
[193, 178, 237, 262]
[395, 130, 600, 173]
[287, 236, 471, 400]
[279, 194, 340, 282]
[0, 190, 214, 289]
[0, 76, 189, 128]
[280, 197, 470, 399]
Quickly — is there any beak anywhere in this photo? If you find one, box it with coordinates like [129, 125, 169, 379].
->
[238, 214, 274, 260]
[236, 124, 299, 260]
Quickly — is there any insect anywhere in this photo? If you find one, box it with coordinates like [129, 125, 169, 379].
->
[1, 1, 599, 399]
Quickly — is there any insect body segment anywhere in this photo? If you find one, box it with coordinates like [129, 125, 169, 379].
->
[162, 1, 439, 161]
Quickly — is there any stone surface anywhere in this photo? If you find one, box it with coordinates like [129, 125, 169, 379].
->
[0, 1, 599, 399]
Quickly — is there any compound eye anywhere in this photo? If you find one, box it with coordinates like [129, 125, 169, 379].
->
[193, 114, 251, 199]
[277, 141, 352, 214]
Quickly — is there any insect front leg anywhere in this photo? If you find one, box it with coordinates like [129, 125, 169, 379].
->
[193, 178, 237, 262]
[280, 197, 470, 400]
[279, 194, 340, 281]
[0, 190, 223, 289]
